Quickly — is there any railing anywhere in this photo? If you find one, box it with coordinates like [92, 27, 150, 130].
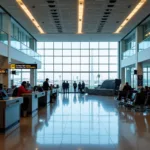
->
[0, 30, 41, 61]
[11, 36, 41, 61]
[123, 49, 136, 59]
[139, 36, 150, 52]
[0, 29, 8, 45]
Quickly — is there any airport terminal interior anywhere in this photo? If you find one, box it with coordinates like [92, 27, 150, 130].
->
[1, 0, 150, 150]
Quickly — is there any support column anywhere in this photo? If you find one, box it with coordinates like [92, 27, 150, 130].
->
[0, 57, 10, 89]
[126, 68, 131, 84]
[121, 68, 125, 84]
[120, 40, 126, 84]
[30, 69, 36, 87]
[1, 13, 11, 88]
[135, 26, 144, 89]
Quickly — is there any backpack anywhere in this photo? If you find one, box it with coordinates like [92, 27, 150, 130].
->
[12, 88, 18, 97]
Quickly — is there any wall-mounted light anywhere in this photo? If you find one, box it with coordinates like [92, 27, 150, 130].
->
[114, 0, 147, 34]
[78, 0, 84, 34]
[16, 0, 45, 34]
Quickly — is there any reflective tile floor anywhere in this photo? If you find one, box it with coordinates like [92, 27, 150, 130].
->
[1, 93, 150, 150]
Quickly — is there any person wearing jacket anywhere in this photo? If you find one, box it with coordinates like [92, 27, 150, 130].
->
[73, 81, 77, 93]
[17, 81, 32, 116]
[43, 78, 50, 91]
[17, 81, 31, 96]
[78, 82, 82, 93]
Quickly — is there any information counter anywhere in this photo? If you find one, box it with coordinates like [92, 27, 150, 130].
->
[38, 91, 50, 107]
[21, 92, 45, 117]
[0, 97, 23, 134]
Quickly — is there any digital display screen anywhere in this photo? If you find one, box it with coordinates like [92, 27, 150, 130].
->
[11, 64, 37, 69]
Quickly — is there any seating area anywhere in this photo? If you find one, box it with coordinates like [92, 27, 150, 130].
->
[86, 79, 121, 96]
[115, 87, 150, 112]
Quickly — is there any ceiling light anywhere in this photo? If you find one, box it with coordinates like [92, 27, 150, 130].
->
[145, 32, 150, 37]
[16, 0, 45, 34]
[114, 0, 147, 34]
[78, 0, 84, 34]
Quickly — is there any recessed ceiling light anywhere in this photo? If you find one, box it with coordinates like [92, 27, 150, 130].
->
[16, 0, 45, 34]
[78, 0, 84, 34]
[115, 0, 147, 34]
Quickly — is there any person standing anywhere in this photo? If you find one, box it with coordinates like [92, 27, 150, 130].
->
[66, 81, 69, 93]
[73, 81, 77, 93]
[81, 81, 85, 93]
[62, 81, 66, 94]
[78, 82, 82, 93]
[43, 78, 50, 91]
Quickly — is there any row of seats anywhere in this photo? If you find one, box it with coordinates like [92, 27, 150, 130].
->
[115, 90, 150, 111]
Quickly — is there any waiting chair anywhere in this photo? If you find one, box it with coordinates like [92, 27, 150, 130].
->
[134, 92, 146, 112]
[145, 94, 150, 110]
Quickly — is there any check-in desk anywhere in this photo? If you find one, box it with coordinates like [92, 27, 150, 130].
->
[21, 92, 45, 117]
[38, 91, 50, 107]
[50, 89, 58, 103]
[0, 97, 23, 134]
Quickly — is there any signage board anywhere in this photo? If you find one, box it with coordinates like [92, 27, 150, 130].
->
[10, 64, 37, 69]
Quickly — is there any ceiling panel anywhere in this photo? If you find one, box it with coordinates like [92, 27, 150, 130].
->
[0, 0, 150, 41]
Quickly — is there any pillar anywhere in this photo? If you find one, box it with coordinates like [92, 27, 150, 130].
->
[120, 40, 126, 84]
[0, 57, 11, 88]
[0, 13, 11, 88]
[30, 69, 36, 87]
[135, 26, 144, 89]
[126, 68, 131, 84]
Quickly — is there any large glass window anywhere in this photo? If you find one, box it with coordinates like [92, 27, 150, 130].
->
[37, 42, 118, 91]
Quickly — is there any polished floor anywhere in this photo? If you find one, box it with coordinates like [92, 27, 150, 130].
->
[1, 93, 150, 150]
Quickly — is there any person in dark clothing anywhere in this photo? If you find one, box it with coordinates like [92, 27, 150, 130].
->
[66, 81, 69, 93]
[81, 81, 85, 93]
[118, 82, 132, 100]
[73, 81, 77, 93]
[62, 81, 66, 94]
[78, 82, 82, 93]
[123, 82, 131, 91]
[43, 78, 50, 91]
[145, 86, 149, 94]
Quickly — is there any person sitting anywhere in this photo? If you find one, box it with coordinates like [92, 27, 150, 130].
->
[134, 87, 146, 106]
[123, 82, 132, 91]
[43, 78, 50, 91]
[144, 86, 149, 94]
[17, 81, 32, 96]
[117, 82, 132, 101]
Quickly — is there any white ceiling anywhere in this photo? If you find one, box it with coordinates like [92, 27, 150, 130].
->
[0, 0, 150, 41]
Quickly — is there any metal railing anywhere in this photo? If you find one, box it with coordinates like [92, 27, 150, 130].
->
[11, 36, 41, 61]
[0, 29, 8, 45]
[139, 36, 150, 52]
[123, 48, 136, 59]
[0, 29, 41, 61]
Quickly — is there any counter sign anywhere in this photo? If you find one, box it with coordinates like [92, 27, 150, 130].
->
[10, 64, 37, 69]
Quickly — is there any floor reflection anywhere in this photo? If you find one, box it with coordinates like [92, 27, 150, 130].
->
[1, 94, 150, 150]
[36, 94, 119, 147]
